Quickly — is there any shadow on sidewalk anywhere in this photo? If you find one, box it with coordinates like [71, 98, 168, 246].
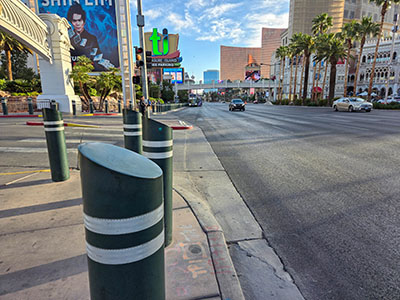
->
[0, 254, 87, 296]
[0, 198, 82, 219]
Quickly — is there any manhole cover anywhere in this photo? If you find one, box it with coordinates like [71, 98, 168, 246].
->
[188, 244, 202, 254]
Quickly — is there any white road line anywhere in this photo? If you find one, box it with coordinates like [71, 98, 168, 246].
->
[19, 139, 117, 144]
[0, 147, 77, 153]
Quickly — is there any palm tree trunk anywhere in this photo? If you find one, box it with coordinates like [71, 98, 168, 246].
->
[278, 59, 283, 100]
[280, 58, 286, 100]
[5, 49, 13, 81]
[321, 61, 329, 99]
[329, 60, 337, 102]
[316, 61, 322, 88]
[299, 56, 305, 101]
[289, 57, 294, 101]
[354, 38, 365, 95]
[312, 60, 317, 101]
[293, 56, 299, 100]
[343, 44, 351, 97]
[303, 54, 311, 101]
[368, 4, 388, 101]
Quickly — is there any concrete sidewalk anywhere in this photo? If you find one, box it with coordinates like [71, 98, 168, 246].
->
[0, 167, 241, 299]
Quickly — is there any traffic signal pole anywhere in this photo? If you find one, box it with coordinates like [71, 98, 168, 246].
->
[136, 0, 149, 103]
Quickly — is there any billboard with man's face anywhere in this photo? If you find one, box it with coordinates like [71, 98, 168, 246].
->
[37, 0, 119, 71]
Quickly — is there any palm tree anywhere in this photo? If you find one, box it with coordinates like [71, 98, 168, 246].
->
[276, 46, 289, 100]
[353, 17, 380, 95]
[312, 13, 333, 99]
[315, 33, 332, 100]
[296, 33, 315, 100]
[288, 45, 296, 101]
[0, 31, 32, 81]
[368, 0, 400, 100]
[318, 33, 347, 101]
[290, 33, 304, 100]
[341, 20, 360, 97]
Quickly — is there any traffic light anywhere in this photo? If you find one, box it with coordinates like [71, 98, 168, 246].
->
[146, 51, 152, 69]
[132, 75, 141, 84]
[135, 47, 144, 67]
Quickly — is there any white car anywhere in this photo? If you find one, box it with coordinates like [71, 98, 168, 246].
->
[333, 97, 372, 112]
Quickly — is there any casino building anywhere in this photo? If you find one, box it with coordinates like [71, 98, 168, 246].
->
[220, 28, 286, 81]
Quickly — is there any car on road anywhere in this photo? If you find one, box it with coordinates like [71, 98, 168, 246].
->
[333, 97, 372, 112]
[229, 99, 245, 111]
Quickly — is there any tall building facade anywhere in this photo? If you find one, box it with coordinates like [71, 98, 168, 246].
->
[203, 69, 219, 92]
[220, 28, 285, 81]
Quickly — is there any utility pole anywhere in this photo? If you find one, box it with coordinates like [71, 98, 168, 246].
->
[385, 11, 398, 103]
[136, 0, 149, 102]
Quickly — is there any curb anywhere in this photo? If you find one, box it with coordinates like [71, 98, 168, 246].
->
[174, 181, 245, 300]
[79, 113, 119, 117]
[170, 121, 193, 130]
[26, 121, 100, 128]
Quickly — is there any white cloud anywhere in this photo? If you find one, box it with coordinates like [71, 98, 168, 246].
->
[144, 8, 163, 20]
[202, 3, 242, 20]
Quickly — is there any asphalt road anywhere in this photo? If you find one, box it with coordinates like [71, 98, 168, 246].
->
[173, 103, 400, 300]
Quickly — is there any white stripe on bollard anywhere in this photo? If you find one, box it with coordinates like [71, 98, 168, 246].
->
[123, 124, 142, 129]
[123, 131, 142, 136]
[84, 203, 163, 235]
[143, 151, 173, 159]
[142, 140, 173, 147]
[86, 230, 164, 265]
[44, 120, 64, 125]
[44, 127, 64, 132]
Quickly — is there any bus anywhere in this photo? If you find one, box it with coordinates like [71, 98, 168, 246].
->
[188, 94, 202, 107]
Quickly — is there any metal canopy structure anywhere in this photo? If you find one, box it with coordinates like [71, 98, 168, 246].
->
[0, 0, 51, 62]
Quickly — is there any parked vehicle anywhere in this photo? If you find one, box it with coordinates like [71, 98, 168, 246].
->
[229, 99, 245, 111]
[333, 97, 372, 112]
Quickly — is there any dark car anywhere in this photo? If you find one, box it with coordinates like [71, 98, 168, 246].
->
[229, 99, 245, 111]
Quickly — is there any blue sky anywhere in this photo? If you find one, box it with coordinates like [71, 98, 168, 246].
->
[130, 0, 289, 82]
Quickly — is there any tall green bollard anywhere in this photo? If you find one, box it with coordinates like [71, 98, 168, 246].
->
[1, 97, 8, 115]
[143, 118, 173, 247]
[78, 143, 165, 300]
[118, 100, 121, 113]
[27, 97, 34, 115]
[123, 109, 142, 154]
[42, 107, 70, 182]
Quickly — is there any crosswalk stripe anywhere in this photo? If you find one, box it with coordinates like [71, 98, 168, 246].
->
[19, 139, 118, 144]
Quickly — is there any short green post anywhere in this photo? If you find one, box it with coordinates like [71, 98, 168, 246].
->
[118, 100, 122, 113]
[123, 108, 143, 154]
[1, 97, 8, 115]
[78, 143, 165, 300]
[27, 97, 34, 115]
[42, 107, 70, 182]
[105, 100, 109, 113]
[143, 118, 173, 247]
[89, 99, 94, 113]
[72, 100, 77, 116]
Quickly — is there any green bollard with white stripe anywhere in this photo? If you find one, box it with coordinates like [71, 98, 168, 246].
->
[123, 109, 142, 154]
[78, 143, 165, 300]
[143, 118, 173, 247]
[42, 107, 70, 182]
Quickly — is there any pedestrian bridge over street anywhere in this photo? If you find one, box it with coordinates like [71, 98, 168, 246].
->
[175, 80, 275, 91]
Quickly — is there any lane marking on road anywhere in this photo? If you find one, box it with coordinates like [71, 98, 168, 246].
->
[0, 169, 51, 176]
[19, 138, 118, 144]
[0, 147, 77, 153]
[4, 172, 38, 185]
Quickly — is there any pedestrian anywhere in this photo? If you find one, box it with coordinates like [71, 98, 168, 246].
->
[139, 96, 147, 115]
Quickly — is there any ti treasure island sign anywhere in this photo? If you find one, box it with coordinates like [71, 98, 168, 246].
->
[145, 28, 184, 84]
[37, 0, 120, 71]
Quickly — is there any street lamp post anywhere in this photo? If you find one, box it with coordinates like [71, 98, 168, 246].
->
[260, 63, 279, 101]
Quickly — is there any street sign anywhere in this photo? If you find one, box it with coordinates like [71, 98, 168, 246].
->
[151, 58, 182, 63]
[151, 62, 181, 68]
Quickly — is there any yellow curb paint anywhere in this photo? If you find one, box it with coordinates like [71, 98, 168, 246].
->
[66, 123, 100, 128]
[79, 114, 94, 117]
[0, 169, 51, 176]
